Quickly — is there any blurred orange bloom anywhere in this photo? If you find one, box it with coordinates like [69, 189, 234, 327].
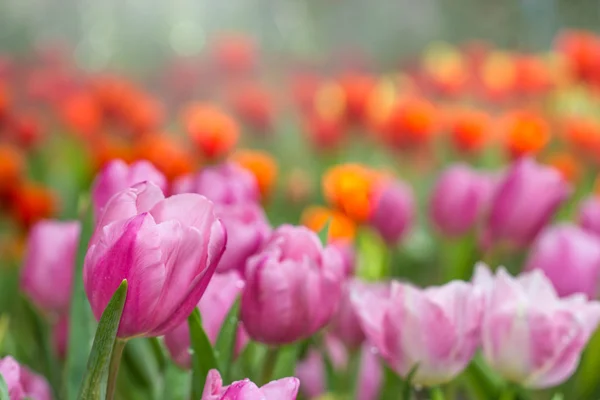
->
[229, 83, 274, 132]
[123, 95, 164, 136]
[134, 133, 195, 181]
[545, 152, 581, 183]
[515, 55, 552, 96]
[211, 34, 256, 76]
[183, 103, 239, 160]
[230, 149, 278, 199]
[561, 117, 600, 158]
[60, 92, 102, 137]
[304, 113, 346, 151]
[339, 72, 375, 122]
[0, 83, 10, 121]
[478, 51, 517, 102]
[502, 110, 550, 158]
[10, 182, 56, 228]
[383, 97, 438, 149]
[0, 144, 24, 197]
[447, 107, 491, 153]
[9, 112, 42, 148]
[555, 30, 600, 82]
[421, 42, 468, 97]
[91, 135, 135, 169]
[301, 205, 357, 242]
[290, 72, 321, 113]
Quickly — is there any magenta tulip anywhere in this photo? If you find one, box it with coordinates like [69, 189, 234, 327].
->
[91, 159, 167, 219]
[21, 220, 80, 316]
[0, 356, 52, 400]
[172, 162, 259, 205]
[330, 279, 365, 348]
[240, 225, 345, 345]
[485, 157, 570, 248]
[579, 196, 600, 237]
[525, 224, 600, 298]
[214, 203, 271, 273]
[202, 369, 299, 400]
[84, 181, 226, 338]
[164, 271, 246, 368]
[429, 164, 493, 236]
[352, 280, 483, 386]
[368, 180, 414, 244]
[473, 264, 600, 388]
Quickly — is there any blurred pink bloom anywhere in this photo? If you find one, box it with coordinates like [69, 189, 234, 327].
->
[241, 225, 345, 345]
[21, 220, 80, 315]
[525, 224, 600, 298]
[331, 241, 356, 277]
[485, 158, 570, 248]
[330, 279, 366, 349]
[352, 280, 483, 386]
[579, 196, 600, 237]
[369, 180, 414, 244]
[84, 181, 226, 338]
[202, 369, 299, 400]
[473, 264, 600, 388]
[429, 164, 493, 236]
[0, 356, 52, 400]
[164, 271, 247, 369]
[172, 163, 259, 205]
[91, 159, 167, 220]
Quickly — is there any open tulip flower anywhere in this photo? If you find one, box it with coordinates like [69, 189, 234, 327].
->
[0, 357, 52, 400]
[202, 369, 299, 400]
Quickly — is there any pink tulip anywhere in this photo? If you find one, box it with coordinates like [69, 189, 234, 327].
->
[330, 280, 365, 348]
[84, 181, 227, 338]
[352, 280, 483, 386]
[202, 369, 299, 400]
[485, 158, 570, 248]
[164, 271, 246, 369]
[473, 264, 600, 388]
[172, 163, 259, 205]
[91, 159, 167, 220]
[331, 241, 356, 277]
[21, 220, 80, 315]
[579, 196, 600, 237]
[241, 225, 345, 345]
[369, 180, 414, 244]
[525, 224, 600, 298]
[0, 356, 52, 400]
[429, 164, 493, 236]
[53, 315, 68, 360]
[214, 203, 271, 274]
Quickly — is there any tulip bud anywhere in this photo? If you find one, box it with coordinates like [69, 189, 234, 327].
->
[0, 356, 52, 400]
[21, 220, 80, 315]
[429, 164, 493, 236]
[241, 225, 345, 345]
[368, 180, 414, 244]
[485, 157, 570, 248]
[473, 265, 600, 389]
[172, 162, 259, 205]
[352, 280, 483, 386]
[91, 159, 167, 220]
[579, 196, 600, 237]
[330, 280, 365, 348]
[84, 181, 226, 338]
[164, 272, 247, 369]
[525, 224, 600, 298]
[202, 369, 299, 400]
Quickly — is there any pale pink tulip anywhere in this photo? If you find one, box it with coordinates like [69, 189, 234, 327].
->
[0, 356, 52, 400]
[201, 369, 299, 400]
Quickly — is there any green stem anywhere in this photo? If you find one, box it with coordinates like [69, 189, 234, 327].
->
[107, 339, 127, 400]
[499, 387, 516, 400]
[261, 347, 279, 385]
[430, 386, 446, 400]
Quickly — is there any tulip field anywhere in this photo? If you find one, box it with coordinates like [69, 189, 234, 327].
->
[4, 2, 600, 399]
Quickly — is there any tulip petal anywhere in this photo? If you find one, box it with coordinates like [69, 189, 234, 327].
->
[261, 377, 300, 399]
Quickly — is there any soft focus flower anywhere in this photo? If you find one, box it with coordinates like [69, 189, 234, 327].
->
[429, 164, 493, 237]
[555, 30, 600, 81]
[164, 272, 246, 369]
[215, 202, 271, 274]
[229, 83, 274, 132]
[515, 56, 552, 96]
[502, 110, 550, 158]
[84, 181, 226, 338]
[561, 117, 600, 159]
[183, 103, 239, 160]
[211, 34, 257, 76]
[369, 180, 414, 244]
[352, 280, 483, 386]
[421, 42, 468, 97]
[301, 206, 357, 243]
[473, 264, 600, 389]
[91, 159, 167, 220]
[230, 150, 278, 200]
[10, 182, 56, 228]
[0, 356, 52, 400]
[91, 136, 135, 170]
[545, 152, 582, 183]
[330, 279, 365, 348]
[525, 224, 600, 299]
[21, 220, 80, 315]
[134, 133, 195, 181]
[9, 112, 42, 149]
[485, 158, 570, 248]
[477, 51, 517, 102]
[202, 369, 299, 400]
[338, 72, 375, 122]
[446, 107, 491, 153]
[0, 144, 24, 198]
[383, 97, 438, 149]
[579, 196, 600, 236]
[241, 225, 345, 345]
[173, 162, 259, 205]
[59, 91, 102, 137]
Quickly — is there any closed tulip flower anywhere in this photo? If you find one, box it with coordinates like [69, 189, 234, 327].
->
[485, 157, 570, 248]
[473, 264, 600, 388]
[164, 271, 247, 368]
[0, 356, 52, 400]
[241, 225, 345, 345]
[91, 159, 167, 219]
[368, 180, 414, 244]
[525, 224, 600, 298]
[21, 220, 80, 316]
[330, 279, 365, 348]
[84, 181, 227, 338]
[579, 196, 600, 237]
[352, 280, 483, 386]
[202, 369, 299, 400]
[172, 162, 259, 205]
[429, 164, 493, 236]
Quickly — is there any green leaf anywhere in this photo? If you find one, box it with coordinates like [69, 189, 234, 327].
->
[271, 344, 299, 381]
[381, 365, 403, 400]
[161, 363, 190, 400]
[460, 356, 502, 400]
[64, 200, 96, 400]
[402, 363, 419, 399]
[77, 279, 128, 400]
[356, 228, 389, 281]
[318, 218, 332, 246]
[0, 374, 9, 400]
[188, 308, 218, 399]
[121, 338, 161, 392]
[214, 299, 240, 381]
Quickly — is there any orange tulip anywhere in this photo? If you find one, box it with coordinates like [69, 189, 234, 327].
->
[60, 92, 102, 137]
[561, 117, 600, 158]
[229, 83, 274, 132]
[8, 112, 42, 148]
[447, 107, 491, 153]
[502, 110, 550, 158]
[92, 135, 135, 169]
[383, 97, 438, 149]
[211, 34, 256, 76]
[545, 152, 581, 183]
[555, 30, 600, 82]
[301, 205, 357, 242]
[230, 149, 278, 199]
[0, 144, 24, 198]
[183, 103, 239, 160]
[339, 72, 375, 122]
[478, 51, 517, 102]
[515, 55, 552, 96]
[10, 182, 56, 228]
[134, 133, 195, 181]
